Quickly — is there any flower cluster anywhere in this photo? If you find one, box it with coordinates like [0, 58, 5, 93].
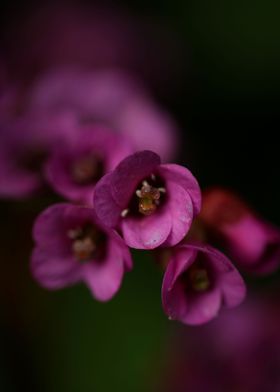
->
[1, 4, 280, 327]
[29, 149, 246, 325]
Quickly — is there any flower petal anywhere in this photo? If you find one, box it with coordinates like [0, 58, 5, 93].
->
[163, 182, 194, 246]
[121, 209, 172, 249]
[82, 234, 129, 301]
[158, 163, 201, 215]
[93, 172, 122, 228]
[32, 203, 72, 254]
[161, 247, 197, 320]
[180, 289, 222, 325]
[110, 150, 161, 208]
[31, 247, 82, 289]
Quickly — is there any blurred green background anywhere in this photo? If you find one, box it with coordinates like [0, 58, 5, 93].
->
[1, 0, 280, 391]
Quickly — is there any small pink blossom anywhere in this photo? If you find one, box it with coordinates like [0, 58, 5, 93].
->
[94, 150, 201, 249]
[45, 125, 132, 205]
[31, 203, 132, 301]
[201, 188, 280, 274]
[161, 243, 246, 325]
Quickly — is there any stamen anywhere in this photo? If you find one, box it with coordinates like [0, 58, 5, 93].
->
[158, 187, 166, 193]
[72, 237, 96, 261]
[151, 173, 156, 181]
[136, 180, 163, 216]
[68, 223, 104, 262]
[67, 228, 82, 239]
[121, 208, 129, 217]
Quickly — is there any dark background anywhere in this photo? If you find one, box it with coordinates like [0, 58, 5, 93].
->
[1, 1, 280, 391]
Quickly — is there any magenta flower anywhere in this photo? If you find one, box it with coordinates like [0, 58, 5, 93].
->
[45, 126, 132, 205]
[31, 203, 132, 301]
[94, 150, 201, 249]
[201, 188, 280, 274]
[0, 114, 73, 199]
[27, 68, 178, 161]
[161, 243, 246, 325]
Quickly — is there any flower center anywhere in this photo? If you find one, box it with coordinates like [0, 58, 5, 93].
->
[121, 175, 166, 218]
[182, 262, 211, 292]
[136, 180, 162, 216]
[189, 266, 210, 291]
[68, 223, 106, 262]
[71, 155, 103, 185]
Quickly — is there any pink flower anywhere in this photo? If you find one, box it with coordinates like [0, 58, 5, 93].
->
[161, 243, 246, 325]
[31, 203, 132, 301]
[0, 114, 73, 198]
[94, 150, 201, 249]
[45, 125, 132, 205]
[27, 68, 178, 161]
[201, 188, 280, 274]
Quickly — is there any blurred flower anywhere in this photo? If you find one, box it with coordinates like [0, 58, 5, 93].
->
[26, 67, 178, 160]
[94, 151, 201, 249]
[159, 294, 280, 392]
[0, 114, 74, 198]
[45, 125, 132, 205]
[2, 3, 184, 92]
[0, 61, 18, 120]
[200, 188, 280, 274]
[31, 203, 132, 301]
[161, 243, 246, 325]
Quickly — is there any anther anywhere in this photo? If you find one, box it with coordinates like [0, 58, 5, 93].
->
[121, 208, 129, 218]
[68, 228, 82, 239]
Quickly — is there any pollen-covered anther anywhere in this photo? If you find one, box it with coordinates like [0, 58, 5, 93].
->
[136, 181, 164, 216]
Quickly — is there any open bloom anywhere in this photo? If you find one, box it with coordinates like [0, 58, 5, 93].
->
[45, 126, 132, 205]
[0, 114, 73, 198]
[27, 68, 178, 161]
[31, 203, 132, 301]
[94, 150, 201, 249]
[200, 188, 280, 274]
[161, 243, 246, 325]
